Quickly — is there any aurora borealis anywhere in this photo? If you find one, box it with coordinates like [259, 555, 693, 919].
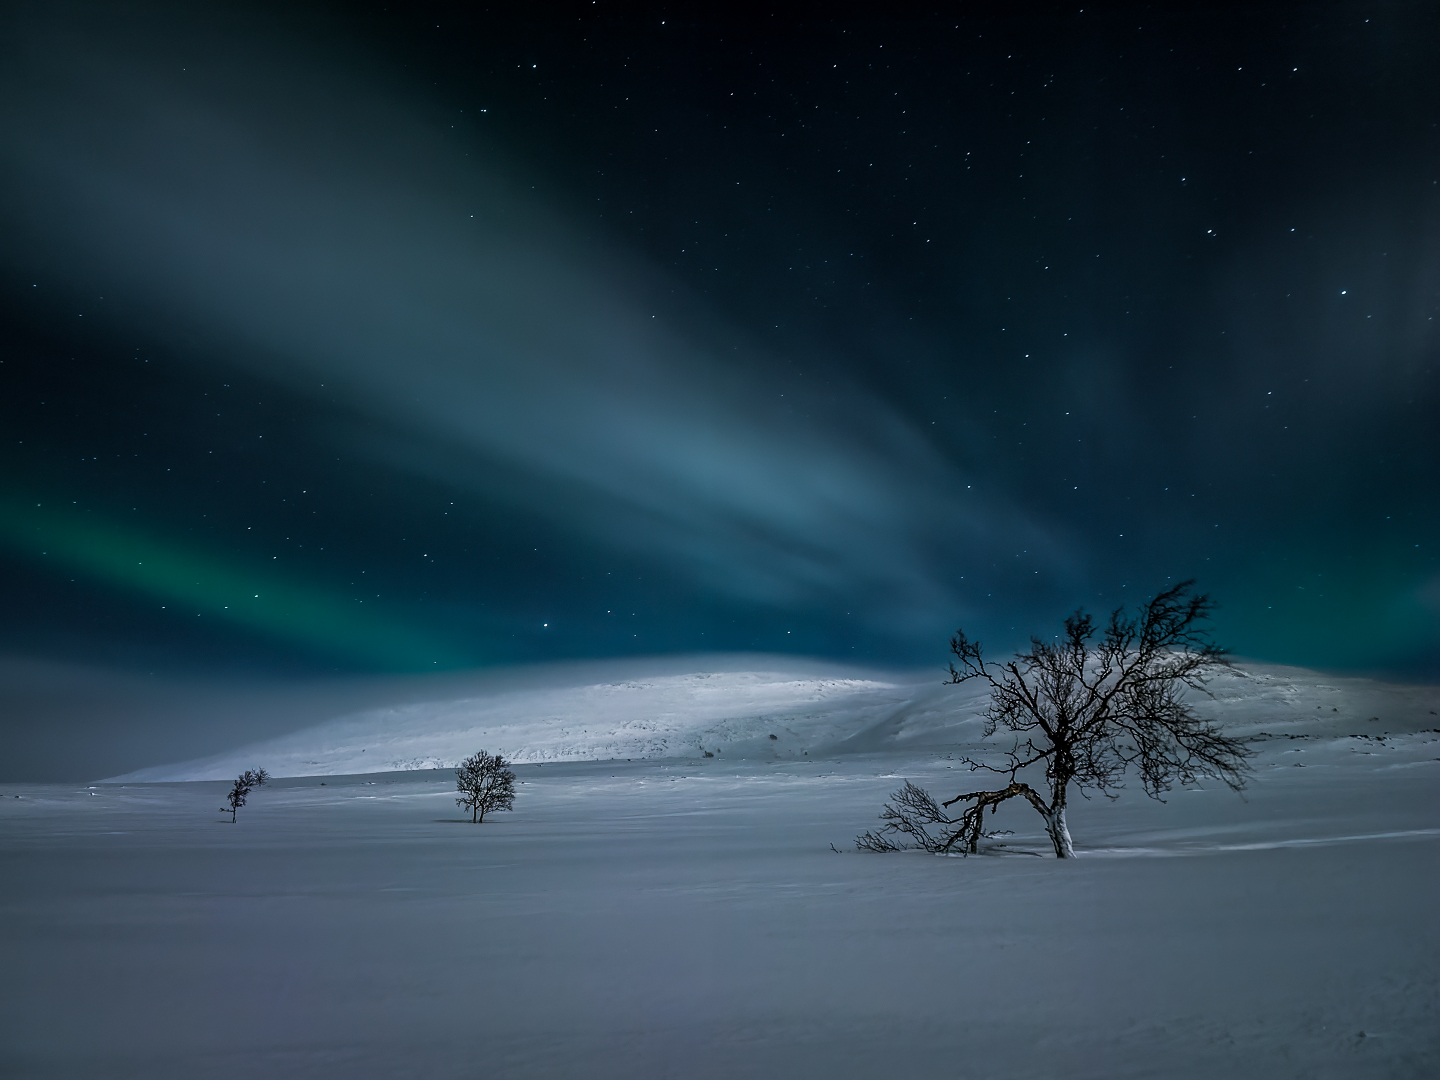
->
[0, 493, 466, 669]
[1, 2, 1436, 778]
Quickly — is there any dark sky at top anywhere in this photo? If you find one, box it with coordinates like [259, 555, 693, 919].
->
[1, 0, 1436, 698]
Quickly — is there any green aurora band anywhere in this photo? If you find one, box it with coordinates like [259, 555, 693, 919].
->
[0, 494, 474, 670]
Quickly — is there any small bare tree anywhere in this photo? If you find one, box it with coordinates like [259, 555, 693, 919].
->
[858, 581, 1251, 858]
[455, 750, 517, 823]
[219, 768, 269, 822]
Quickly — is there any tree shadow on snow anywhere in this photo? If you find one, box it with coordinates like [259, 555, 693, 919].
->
[431, 818, 505, 824]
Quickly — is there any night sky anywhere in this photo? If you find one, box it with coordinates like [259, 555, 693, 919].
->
[1, 0, 1436, 759]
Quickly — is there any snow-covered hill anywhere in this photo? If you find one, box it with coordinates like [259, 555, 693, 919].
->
[106, 655, 1439, 782]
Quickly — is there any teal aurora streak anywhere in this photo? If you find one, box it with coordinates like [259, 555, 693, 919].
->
[0, 495, 473, 670]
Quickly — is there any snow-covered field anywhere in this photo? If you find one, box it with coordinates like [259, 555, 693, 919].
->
[2, 659, 1437, 1078]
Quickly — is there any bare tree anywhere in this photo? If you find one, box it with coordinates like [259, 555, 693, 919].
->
[455, 750, 517, 823]
[858, 581, 1251, 858]
[220, 768, 269, 822]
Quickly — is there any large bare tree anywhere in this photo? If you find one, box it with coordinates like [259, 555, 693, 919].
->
[858, 581, 1251, 858]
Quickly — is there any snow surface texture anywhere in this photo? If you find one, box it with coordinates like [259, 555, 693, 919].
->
[106, 657, 1440, 782]
[3, 657, 1437, 1078]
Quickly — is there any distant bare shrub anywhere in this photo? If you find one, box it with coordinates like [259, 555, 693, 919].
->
[455, 750, 517, 823]
[220, 768, 269, 822]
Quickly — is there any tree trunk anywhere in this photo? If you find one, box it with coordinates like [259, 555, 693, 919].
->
[1044, 805, 1075, 858]
[472, 804, 478, 823]
[1044, 777, 1076, 858]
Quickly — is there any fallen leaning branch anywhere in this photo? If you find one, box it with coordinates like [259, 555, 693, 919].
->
[856, 779, 1047, 855]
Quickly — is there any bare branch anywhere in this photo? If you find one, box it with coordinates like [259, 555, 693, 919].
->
[856, 779, 1051, 856]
